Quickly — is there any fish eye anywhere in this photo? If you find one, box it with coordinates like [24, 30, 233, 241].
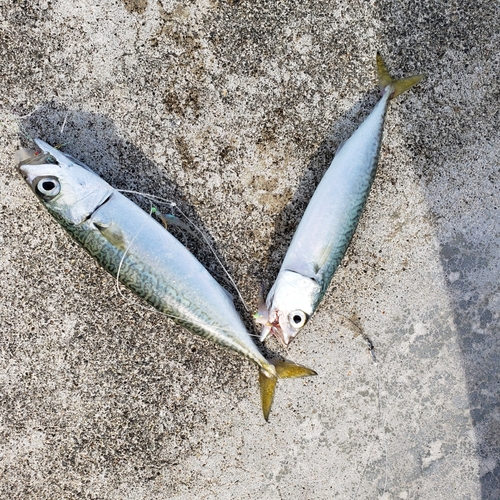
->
[36, 177, 61, 199]
[289, 310, 307, 329]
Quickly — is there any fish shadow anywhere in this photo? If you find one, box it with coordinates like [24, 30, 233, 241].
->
[19, 104, 220, 277]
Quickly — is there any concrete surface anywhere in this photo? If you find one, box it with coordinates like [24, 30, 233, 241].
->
[0, 0, 499, 499]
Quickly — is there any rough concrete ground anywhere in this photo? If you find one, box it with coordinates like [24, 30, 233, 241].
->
[0, 0, 499, 498]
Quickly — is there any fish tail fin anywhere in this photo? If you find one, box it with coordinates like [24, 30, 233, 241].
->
[376, 52, 425, 99]
[259, 360, 317, 421]
[259, 370, 278, 422]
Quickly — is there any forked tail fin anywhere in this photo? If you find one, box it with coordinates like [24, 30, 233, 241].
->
[377, 52, 425, 99]
[259, 360, 317, 421]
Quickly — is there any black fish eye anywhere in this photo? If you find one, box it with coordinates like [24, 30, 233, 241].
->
[289, 310, 307, 328]
[36, 177, 61, 199]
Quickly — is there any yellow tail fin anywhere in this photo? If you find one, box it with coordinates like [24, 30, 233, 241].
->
[259, 360, 317, 421]
[377, 52, 425, 99]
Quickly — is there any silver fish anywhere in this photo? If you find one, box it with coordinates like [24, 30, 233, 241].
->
[16, 140, 316, 420]
[257, 54, 424, 345]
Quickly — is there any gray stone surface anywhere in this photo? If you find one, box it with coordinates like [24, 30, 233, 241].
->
[0, 1, 499, 498]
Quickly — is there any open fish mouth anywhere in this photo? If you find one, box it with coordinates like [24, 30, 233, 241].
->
[258, 311, 298, 347]
[269, 325, 290, 348]
[15, 148, 56, 171]
[255, 294, 296, 346]
[260, 319, 284, 346]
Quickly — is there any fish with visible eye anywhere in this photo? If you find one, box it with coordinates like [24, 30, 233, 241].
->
[256, 53, 424, 346]
[16, 140, 316, 421]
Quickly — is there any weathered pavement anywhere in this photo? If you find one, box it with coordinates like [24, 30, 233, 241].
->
[1, 1, 499, 498]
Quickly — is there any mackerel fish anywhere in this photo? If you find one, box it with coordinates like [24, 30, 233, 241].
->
[16, 139, 316, 420]
[257, 54, 424, 345]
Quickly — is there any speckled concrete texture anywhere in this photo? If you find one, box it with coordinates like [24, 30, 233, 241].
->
[0, 1, 499, 499]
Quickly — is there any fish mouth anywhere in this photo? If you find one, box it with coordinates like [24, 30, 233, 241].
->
[268, 324, 290, 347]
[259, 312, 296, 347]
[256, 298, 295, 346]
[14, 148, 37, 167]
[15, 148, 56, 171]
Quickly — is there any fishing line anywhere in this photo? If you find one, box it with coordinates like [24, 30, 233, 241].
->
[11, 145, 290, 360]
[160, 193, 250, 312]
[376, 355, 389, 496]
[257, 261, 387, 482]
[60, 111, 70, 135]
[10, 139, 249, 313]
[12, 181, 264, 344]
[353, 437, 376, 498]
[260, 269, 375, 357]
[18, 123, 37, 146]
[329, 310, 376, 360]
[117, 189, 250, 312]
[10, 189, 264, 346]
[2, 104, 45, 146]
[332, 310, 387, 497]
[316, 302, 387, 495]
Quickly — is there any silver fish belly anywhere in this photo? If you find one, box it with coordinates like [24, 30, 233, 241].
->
[259, 54, 424, 345]
[17, 139, 316, 420]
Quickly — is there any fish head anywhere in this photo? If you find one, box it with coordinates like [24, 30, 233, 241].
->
[16, 140, 113, 225]
[258, 270, 321, 346]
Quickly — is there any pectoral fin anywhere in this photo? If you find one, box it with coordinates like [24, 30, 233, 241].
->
[93, 220, 129, 251]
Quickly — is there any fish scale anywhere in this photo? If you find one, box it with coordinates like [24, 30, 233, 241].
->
[47, 187, 263, 360]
